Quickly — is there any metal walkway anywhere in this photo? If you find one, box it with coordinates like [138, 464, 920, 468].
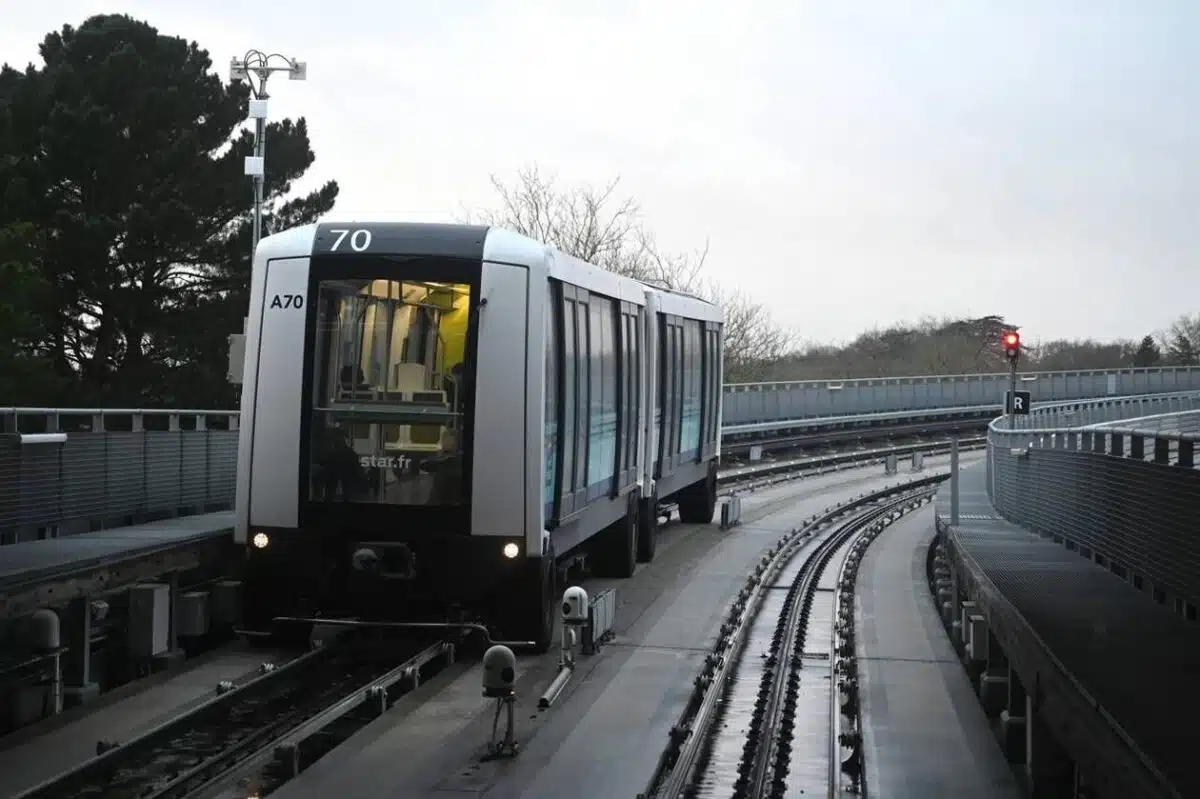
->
[0, 512, 235, 619]
[856, 506, 1021, 798]
[936, 467, 1200, 798]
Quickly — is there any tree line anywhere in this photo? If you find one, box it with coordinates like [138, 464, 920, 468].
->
[1, 14, 1194, 409]
[748, 313, 1200, 383]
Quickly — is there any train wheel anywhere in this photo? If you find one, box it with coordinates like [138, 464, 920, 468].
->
[504, 552, 556, 654]
[530, 554, 556, 654]
[593, 491, 639, 579]
[636, 488, 658, 563]
[678, 463, 718, 524]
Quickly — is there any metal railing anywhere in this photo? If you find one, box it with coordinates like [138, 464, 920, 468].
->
[2, 392, 1196, 547]
[986, 400, 1200, 606]
[1, 410, 238, 543]
[0, 399, 980, 544]
[1003, 391, 1200, 431]
[723, 365, 1200, 424]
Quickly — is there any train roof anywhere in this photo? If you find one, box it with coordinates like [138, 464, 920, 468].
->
[635, 279, 711, 304]
[257, 219, 723, 322]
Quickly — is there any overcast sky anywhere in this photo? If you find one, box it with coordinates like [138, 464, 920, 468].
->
[5, 2, 1198, 346]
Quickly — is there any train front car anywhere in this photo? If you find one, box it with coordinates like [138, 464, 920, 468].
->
[235, 221, 554, 650]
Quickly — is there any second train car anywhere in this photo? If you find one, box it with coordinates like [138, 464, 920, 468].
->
[233, 220, 724, 651]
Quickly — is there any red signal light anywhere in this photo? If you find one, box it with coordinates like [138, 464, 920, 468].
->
[1002, 330, 1021, 361]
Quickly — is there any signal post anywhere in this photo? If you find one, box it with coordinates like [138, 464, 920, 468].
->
[1003, 331, 1023, 428]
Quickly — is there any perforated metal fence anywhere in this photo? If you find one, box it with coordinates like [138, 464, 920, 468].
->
[987, 405, 1200, 606]
[4, 391, 1199, 546]
[0, 410, 238, 544]
[1006, 391, 1200, 431]
[724, 365, 1200, 424]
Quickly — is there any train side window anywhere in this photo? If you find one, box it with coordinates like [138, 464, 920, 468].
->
[657, 309, 667, 467]
[600, 300, 617, 491]
[615, 310, 628, 478]
[692, 321, 702, 455]
[672, 322, 682, 460]
[630, 313, 640, 470]
[700, 321, 705, 448]
[626, 313, 638, 472]
[712, 327, 722, 444]
[586, 300, 604, 498]
[657, 316, 671, 468]
[578, 297, 593, 494]
[676, 321, 687, 459]
[633, 311, 643, 467]
[560, 298, 577, 512]
[544, 284, 560, 525]
[705, 327, 719, 448]
[674, 323, 684, 457]
[684, 321, 693, 457]
[681, 320, 700, 458]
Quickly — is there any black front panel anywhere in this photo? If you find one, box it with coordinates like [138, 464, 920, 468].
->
[242, 524, 528, 628]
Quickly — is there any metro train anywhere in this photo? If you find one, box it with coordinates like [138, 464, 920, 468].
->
[233, 220, 724, 652]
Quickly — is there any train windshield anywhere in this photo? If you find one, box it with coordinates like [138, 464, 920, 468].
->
[307, 276, 475, 506]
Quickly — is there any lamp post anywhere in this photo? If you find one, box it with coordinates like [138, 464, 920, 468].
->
[229, 51, 307, 260]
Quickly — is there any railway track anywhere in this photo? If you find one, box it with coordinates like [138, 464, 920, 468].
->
[641, 477, 941, 799]
[721, 417, 991, 456]
[15, 454, 960, 799]
[16, 632, 455, 799]
[720, 437, 982, 496]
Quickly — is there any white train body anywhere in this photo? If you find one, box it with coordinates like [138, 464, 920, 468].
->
[234, 220, 723, 648]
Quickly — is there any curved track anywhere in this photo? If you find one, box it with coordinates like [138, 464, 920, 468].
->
[642, 479, 940, 799]
[10, 452, 960, 799]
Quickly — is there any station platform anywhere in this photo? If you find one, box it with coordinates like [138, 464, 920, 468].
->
[936, 465, 1200, 799]
[855, 506, 1021, 797]
[0, 511, 236, 619]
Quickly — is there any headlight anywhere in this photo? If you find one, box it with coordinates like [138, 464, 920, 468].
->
[252, 532, 270, 549]
[503, 542, 519, 559]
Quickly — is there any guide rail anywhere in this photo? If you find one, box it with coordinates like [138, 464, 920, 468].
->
[16, 633, 453, 799]
[641, 475, 944, 799]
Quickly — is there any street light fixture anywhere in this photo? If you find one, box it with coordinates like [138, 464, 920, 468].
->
[228, 50, 307, 259]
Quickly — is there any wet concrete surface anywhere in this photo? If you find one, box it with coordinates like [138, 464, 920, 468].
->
[856, 506, 1022, 799]
[272, 456, 979, 799]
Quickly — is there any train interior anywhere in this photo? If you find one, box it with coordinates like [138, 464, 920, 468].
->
[308, 278, 473, 506]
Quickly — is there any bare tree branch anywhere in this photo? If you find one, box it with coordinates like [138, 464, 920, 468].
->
[461, 165, 706, 290]
[465, 164, 799, 381]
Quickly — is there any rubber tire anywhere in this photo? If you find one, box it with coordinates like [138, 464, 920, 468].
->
[678, 464, 718, 524]
[593, 492, 639, 579]
[636, 489, 659, 563]
[530, 555, 556, 654]
[505, 554, 556, 654]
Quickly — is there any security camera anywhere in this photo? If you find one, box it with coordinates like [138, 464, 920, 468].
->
[90, 599, 110, 622]
[351, 548, 380, 573]
[561, 586, 589, 625]
[482, 644, 517, 698]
